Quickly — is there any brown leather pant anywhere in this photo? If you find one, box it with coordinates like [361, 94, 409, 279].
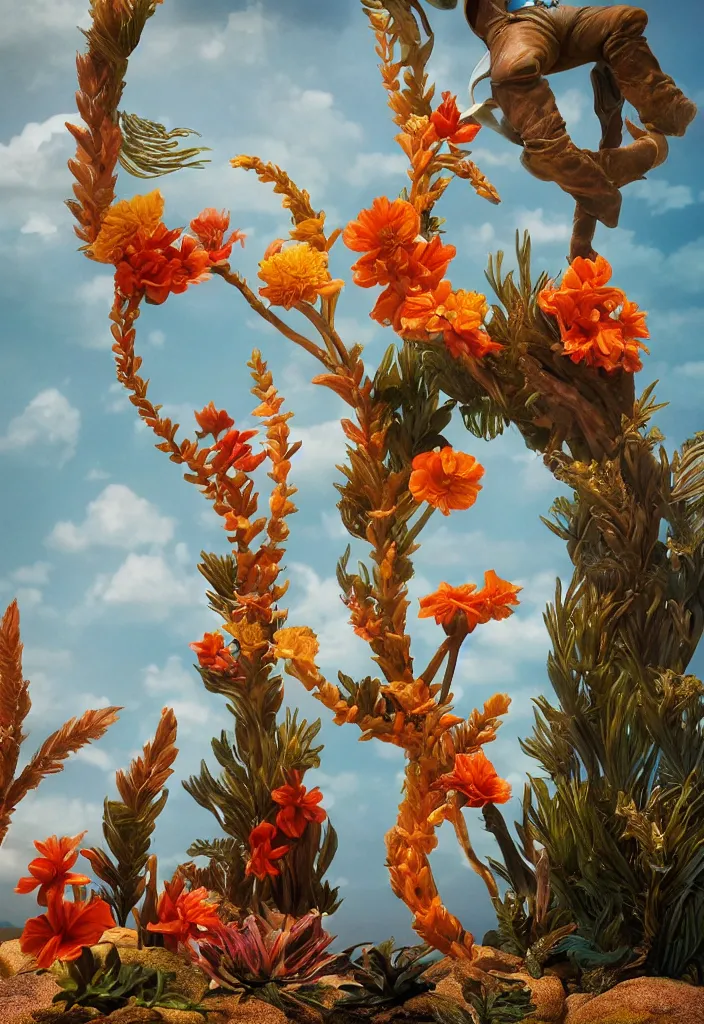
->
[485, 5, 692, 226]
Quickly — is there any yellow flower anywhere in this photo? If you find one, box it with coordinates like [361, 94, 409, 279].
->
[271, 626, 319, 671]
[258, 242, 344, 310]
[91, 190, 165, 264]
[223, 620, 268, 658]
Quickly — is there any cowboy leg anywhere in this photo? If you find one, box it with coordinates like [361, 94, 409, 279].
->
[489, 28, 622, 227]
[565, 5, 697, 137]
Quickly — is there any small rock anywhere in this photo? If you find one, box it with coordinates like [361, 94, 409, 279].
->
[471, 945, 524, 974]
[0, 967, 62, 1024]
[97, 930, 139, 950]
[0, 939, 38, 980]
[563, 976, 704, 1023]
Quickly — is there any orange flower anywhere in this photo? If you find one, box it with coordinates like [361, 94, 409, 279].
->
[343, 197, 421, 287]
[209, 428, 267, 474]
[245, 822, 291, 881]
[537, 255, 648, 373]
[146, 877, 222, 952]
[258, 242, 344, 309]
[194, 402, 235, 439]
[429, 92, 481, 146]
[115, 227, 211, 305]
[189, 208, 246, 264]
[429, 749, 511, 807]
[90, 190, 165, 264]
[271, 768, 327, 839]
[409, 447, 484, 516]
[15, 833, 92, 907]
[418, 570, 521, 631]
[20, 893, 116, 969]
[190, 632, 238, 673]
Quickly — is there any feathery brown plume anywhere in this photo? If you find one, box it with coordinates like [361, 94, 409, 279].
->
[82, 706, 179, 927]
[0, 600, 120, 846]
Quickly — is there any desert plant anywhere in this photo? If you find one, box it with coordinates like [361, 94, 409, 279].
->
[81, 708, 179, 939]
[0, 599, 121, 849]
[461, 974, 536, 1024]
[189, 905, 352, 1015]
[45, 944, 209, 1016]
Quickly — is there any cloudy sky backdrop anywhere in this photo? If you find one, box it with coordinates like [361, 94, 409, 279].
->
[0, 0, 702, 949]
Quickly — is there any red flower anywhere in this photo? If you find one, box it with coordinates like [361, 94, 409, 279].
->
[245, 822, 291, 881]
[20, 893, 116, 969]
[15, 833, 92, 908]
[190, 632, 237, 672]
[189, 208, 246, 264]
[429, 92, 481, 145]
[146, 877, 222, 953]
[115, 225, 211, 305]
[271, 769, 327, 839]
[194, 402, 235, 439]
[429, 749, 512, 807]
[209, 428, 267, 474]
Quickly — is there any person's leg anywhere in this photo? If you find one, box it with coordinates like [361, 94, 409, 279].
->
[566, 5, 696, 137]
[489, 18, 623, 227]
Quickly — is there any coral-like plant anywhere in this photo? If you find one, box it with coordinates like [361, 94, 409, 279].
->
[81, 708, 179, 939]
[0, 600, 121, 849]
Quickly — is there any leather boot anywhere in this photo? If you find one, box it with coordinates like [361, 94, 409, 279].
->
[604, 35, 697, 137]
[587, 122, 668, 190]
[492, 76, 623, 228]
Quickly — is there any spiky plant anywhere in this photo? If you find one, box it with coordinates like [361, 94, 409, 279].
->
[461, 975, 536, 1024]
[414, 234, 704, 981]
[188, 906, 352, 1015]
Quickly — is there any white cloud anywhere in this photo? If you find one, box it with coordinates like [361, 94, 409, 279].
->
[0, 389, 80, 465]
[344, 152, 407, 187]
[674, 361, 704, 378]
[0, 1, 91, 48]
[142, 655, 215, 737]
[147, 329, 166, 347]
[85, 553, 203, 620]
[20, 213, 58, 236]
[630, 179, 695, 215]
[287, 419, 347, 484]
[10, 561, 52, 586]
[46, 484, 176, 552]
[0, 112, 82, 193]
[74, 274, 115, 349]
[554, 87, 585, 127]
[134, 403, 195, 436]
[86, 468, 110, 481]
[515, 207, 571, 244]
[104, 382, 130, 414]
[76, 274, 114, 306]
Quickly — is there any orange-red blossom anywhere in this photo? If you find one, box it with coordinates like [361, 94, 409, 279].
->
[90, 191, 245, 305]
[409, 447, 484, 517]
[418, 570, 522, 631]
[270, 768, 327, 839]
[343, 197, 499, 360]
[429, 749, 512, 807]
[20, 892, 116, 969]
[190, 631, 238, 673]
[15, 832, 91, 907]
[538, 255, 649, 373]
[428, 92, 482, 146]
[245, 822, 292, 881]
[145, 875, 223, 952]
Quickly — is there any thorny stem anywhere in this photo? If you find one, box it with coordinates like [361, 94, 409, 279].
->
[448, 792, 499, 899]
[212, 266, 333, 367]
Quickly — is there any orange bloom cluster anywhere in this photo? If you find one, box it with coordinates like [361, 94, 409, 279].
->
[538, 255, 650, 373]
[189, 208, 246, 265]
[91, 192, 245, 306]
[409, 447, 484, 516]
[343, 197, 500, 360]
[208, 426, 268, 475]
[16, 833, 116, 969]
[428, 91, 481, 147]
[419, 570, 522, 632]
[258, 240, 344, 309]
[244, 769, 328, 879]
[190, 631, 239, 673]
[194, 402, 235, 439]
[270, 768, 327, 839]
[429, 749, 512, 808]
[145, 875, 222, 952]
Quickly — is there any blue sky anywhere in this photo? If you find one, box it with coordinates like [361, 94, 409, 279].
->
[0, 0, 702, 949]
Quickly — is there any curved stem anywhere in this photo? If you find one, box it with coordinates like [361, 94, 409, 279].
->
[448, 792, 499, 900]
[213, 267, 332, 366]
[295, 300, 352, 369]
